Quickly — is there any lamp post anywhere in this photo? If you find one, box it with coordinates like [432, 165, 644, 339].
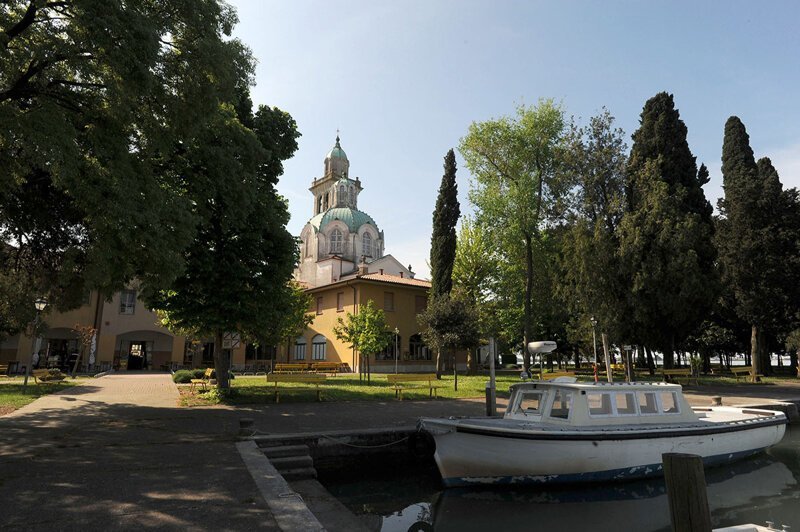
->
[394, 327, 399, 374]
[23, 297, 48, 388]
[590, 315, 598, 383]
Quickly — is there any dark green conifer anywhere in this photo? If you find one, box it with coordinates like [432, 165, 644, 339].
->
[430, 149, 460, 298]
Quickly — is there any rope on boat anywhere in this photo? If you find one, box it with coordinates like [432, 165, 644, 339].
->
[319, 433, 410, 448]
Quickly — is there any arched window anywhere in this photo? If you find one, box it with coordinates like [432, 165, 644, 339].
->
[303, 237, 309, 257]
[362, 232, 372, 257]
[330, 229, 343, 254]
[376, 332, 400, 361]
[312, 334, 327, 360]
[339, 184, 347, 205]
[409, 334, 431, 361]
[294, 337, 307, 360]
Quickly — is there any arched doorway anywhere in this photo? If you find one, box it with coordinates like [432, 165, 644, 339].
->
[114, 330, 175, 370]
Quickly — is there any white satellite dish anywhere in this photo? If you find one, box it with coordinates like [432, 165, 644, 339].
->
[527, 341, 557, 354]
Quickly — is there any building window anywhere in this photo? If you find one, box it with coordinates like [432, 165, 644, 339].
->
[415, 295, 427, 314]
[294, 337, 307, 360]
[119, 290, 136, 315]
[246, 344, 276, 361]
[362, 232, 372, 257]
[336, 292, 344, 312]
[316, 296, 324, 315]
[409, 334, 432, 360]
[339, 184, 347, 205]
[330, 229, 343, 254]
[384, 292, 394, 312]
[312, 334, 327, 360]
[376, 332, 400, 361]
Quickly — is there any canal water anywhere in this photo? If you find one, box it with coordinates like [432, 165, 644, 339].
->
[322, 426, 800, 531]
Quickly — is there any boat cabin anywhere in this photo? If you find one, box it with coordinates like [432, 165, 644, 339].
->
[505, 381, 700, 426]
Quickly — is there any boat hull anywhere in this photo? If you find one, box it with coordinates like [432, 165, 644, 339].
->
[424, 420, 786, 487]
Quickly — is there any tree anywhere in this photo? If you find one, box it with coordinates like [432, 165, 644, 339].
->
[144, 98, 301, 391]
[557, 110, 628, 371]
[0, 0, 250, 327]
[417, 293, 481, 383]
[618, 92, 717, 368]
[459, 100, 567, 370]
[717, 118, 798, 375]
[430, 149, 461, 298]
[333, 300, 392, 381]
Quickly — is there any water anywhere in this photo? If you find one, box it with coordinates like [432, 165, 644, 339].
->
[323, 427, 800, 531]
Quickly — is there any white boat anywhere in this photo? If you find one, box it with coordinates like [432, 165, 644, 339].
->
[419, 380, 787, 487]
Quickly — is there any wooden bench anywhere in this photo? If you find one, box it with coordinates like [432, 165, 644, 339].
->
[541, 371, 576, 381]
[274, 363, 310, 374]
[731, 366, 763, 383]
[32, 369, 66, 385]
[661, 368, 697, 385]
[386, 373, 444, 400]
[266, 373, 326, 403]
[311, 362, 343, 374]
[0, 364, 9, 377]
[190, 368, 214, 392]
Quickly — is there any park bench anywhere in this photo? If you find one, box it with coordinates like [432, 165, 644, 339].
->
[0, 364, 8, 377]
[311, 362, 342, 374]
[731, 366, 763, 383]
[386, 373, 444, 400]
[661, 368, 697, 385]
[32, 369, 66, 386]
[274, 363, 310, 374]
[266, 373, 326, 403]
[190, 368, 214, 392]
[541, 371, 576, 381]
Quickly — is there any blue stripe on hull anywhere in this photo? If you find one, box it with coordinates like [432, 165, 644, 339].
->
[441, 447, 766, 488]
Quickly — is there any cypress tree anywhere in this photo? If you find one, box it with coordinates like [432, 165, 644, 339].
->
[619, 92, 717, 368]
[430, 149, 460, 298]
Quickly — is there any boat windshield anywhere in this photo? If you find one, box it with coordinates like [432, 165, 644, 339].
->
[515, 390, 544, 416]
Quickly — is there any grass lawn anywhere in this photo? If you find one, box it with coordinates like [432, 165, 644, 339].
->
[0, 378, 85, 415]
[177, 369, 799, 407]
[179, 374, 525, 406]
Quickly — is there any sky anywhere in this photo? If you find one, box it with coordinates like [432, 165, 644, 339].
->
[228, 0, 800, 280]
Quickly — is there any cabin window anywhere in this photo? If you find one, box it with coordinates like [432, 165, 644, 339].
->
[615, 393, 638, 415]
[515, 391, 544, 416]
[587, 392, 612, 416]
[660, 392, 680, 414]
[637, 391, 658, 414]
[549, 389, 572, 420]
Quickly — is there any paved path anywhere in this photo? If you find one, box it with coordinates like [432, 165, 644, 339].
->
[0, 374, 278, 531]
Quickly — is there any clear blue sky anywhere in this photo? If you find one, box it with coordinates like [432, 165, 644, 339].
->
[229, 0, 800, 279]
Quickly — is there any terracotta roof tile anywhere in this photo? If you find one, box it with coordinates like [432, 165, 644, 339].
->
[358, 273, 431, 287]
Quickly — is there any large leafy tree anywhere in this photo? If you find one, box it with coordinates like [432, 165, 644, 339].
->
[618, 92, 716, 367]
[717, 118, 800, 375]
[0, 0, 248, 329]
[144, 99, 301, 390]
[459, 100, 567, 370]
[417, 293, 481, 381]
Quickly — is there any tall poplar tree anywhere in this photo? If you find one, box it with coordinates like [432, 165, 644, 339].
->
[430, 149, 460, 298]
[460, 100, 566, 370]
[618, 92, 716, 367]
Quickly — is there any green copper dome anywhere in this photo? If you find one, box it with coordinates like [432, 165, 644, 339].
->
[326, 135, 348, 161]
[309, 207, 376, 233]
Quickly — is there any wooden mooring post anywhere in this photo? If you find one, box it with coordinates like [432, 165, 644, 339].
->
[662, 453, 712, 532]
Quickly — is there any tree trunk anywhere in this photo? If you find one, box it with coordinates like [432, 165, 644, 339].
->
[522, 233, 533, 371]
[664, 336, 675, 369]
[645, 346, 655, 376]
[758, 329, 770, 376]
[601, 332, 612, 382]
[435, 349, 442, 379]
[214, 330, 230, 390]
[791, 349, 798, 377]
[750, 325, 761, 377]
[573, 347, 580, 369]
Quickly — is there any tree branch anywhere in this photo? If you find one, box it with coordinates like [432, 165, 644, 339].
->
[3, 1, 39, 48]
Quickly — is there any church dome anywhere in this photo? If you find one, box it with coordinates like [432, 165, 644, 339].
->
[326, 136, 348, 161]
[309, 207, 376, 233]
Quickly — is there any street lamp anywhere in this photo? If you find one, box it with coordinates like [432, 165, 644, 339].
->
[23, 297, 48, 388]
[394, 327, 399, 375]
[590, 316, 598, 383]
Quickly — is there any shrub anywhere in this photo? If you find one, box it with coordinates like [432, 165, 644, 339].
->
[172, 368, 233, 383]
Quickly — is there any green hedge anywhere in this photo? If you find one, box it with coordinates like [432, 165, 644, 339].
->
[171, 368, 234, 383]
